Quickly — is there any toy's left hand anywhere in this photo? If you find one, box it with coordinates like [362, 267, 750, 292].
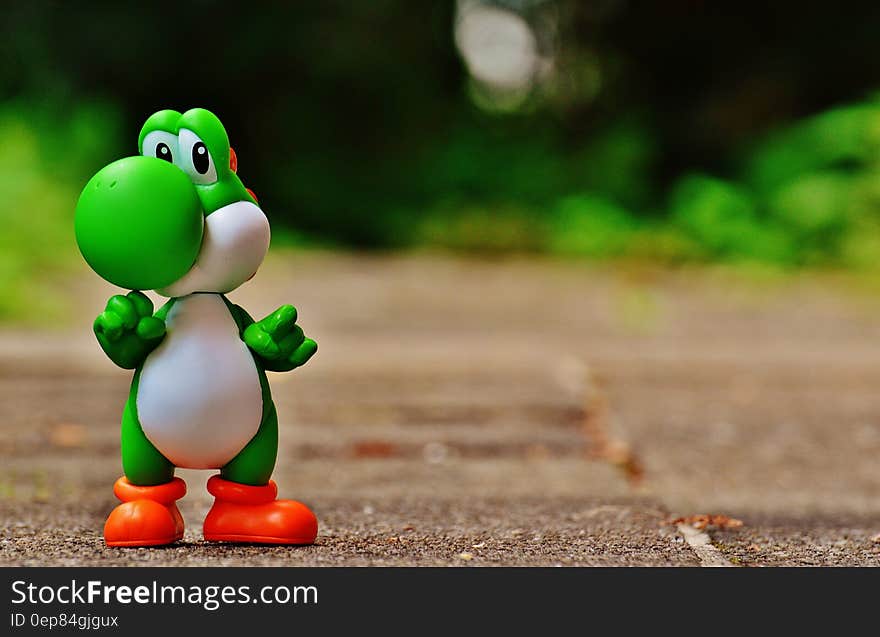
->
[244, 305, 317, 372]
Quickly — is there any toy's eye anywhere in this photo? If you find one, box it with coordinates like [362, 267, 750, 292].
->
[178, 128, 218, 185]
[156, 143, 173, 162]
[192, 142, 209, 173]
[141, 131, 180, 165]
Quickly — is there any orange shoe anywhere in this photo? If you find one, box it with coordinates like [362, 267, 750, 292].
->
[203, 476, 317, 545]
[104, 477, 186, 547]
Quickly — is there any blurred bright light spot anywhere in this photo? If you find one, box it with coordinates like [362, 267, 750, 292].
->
[455, 1, 541, 110]
[455, 3, 536, 89]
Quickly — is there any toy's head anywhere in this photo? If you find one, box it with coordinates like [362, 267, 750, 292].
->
[74, 108, 270, 296]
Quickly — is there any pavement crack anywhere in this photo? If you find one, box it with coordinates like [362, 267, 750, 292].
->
[676, 524, 736, 567]
[555, 357, 645, 486]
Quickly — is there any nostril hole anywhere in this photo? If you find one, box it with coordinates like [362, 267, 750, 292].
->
[109, 180, 117, 189]
[94, 181, 101, 189]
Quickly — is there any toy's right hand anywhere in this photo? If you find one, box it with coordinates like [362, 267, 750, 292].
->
[94, 291, 166, 369]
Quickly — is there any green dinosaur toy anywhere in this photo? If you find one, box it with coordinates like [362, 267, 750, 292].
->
[74, 108, 318, 547]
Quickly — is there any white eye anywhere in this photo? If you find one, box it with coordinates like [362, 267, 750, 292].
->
[178, 128, 218, 185]
[142, 131, 180, 166]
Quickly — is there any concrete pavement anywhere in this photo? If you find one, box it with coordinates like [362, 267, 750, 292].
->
[1, 253, 879, 565]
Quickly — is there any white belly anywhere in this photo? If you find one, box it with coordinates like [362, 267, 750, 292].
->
[137, 293, 263, 469]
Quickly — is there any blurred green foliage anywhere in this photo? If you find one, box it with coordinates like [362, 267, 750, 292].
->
[7, 1, 880, 323]
[671, 96, 880, 268]
[0, 101, 122, 321]
[408, 94, 880, 268]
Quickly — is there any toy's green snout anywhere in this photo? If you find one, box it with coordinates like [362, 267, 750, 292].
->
[75, 156, 204, 290]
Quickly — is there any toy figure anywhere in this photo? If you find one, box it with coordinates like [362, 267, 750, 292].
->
[74, 108, 318, 547]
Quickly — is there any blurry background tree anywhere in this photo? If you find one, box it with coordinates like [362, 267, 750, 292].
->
[5, 0, 880, 321]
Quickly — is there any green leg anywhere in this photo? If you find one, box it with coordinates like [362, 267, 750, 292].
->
[220, 372, 278, 486]
[120, 370, 175, 486]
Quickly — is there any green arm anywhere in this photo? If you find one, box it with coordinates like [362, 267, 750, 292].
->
[94, 291, 173, 369]
[228, 302, 317, 373]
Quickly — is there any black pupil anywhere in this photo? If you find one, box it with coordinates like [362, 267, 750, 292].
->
[192, 142, 209, 174]
[156, 142, 172, 162]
